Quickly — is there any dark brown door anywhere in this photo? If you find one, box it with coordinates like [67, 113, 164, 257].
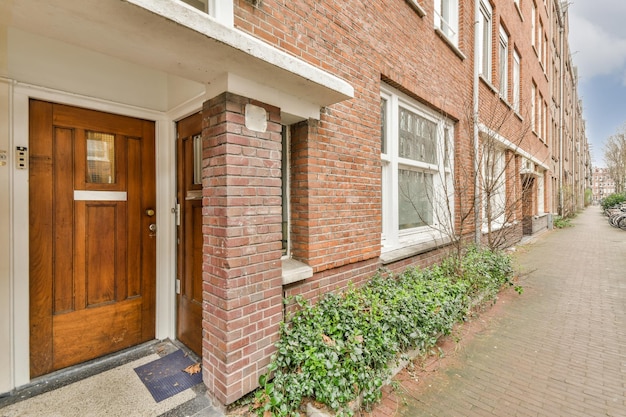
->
[29, 100, 156, 377]
[176, 112, 204, 356]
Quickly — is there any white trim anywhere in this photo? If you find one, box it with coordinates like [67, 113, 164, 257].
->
[405, 0, 426, 17]
[434, 0, 459, 46]
[478, 122, 550, 170]
[73, 191, 127, 201]
[9, 82, 177, 390]
[0, 78, 15, 394]
[478, 0, 493, 81]
[12, 90, 30, 389]
[208, 0, 234, 26]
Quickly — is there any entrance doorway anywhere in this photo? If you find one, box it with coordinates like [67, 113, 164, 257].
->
[175, 112, 204, 356]
[29, 100, 157, 377]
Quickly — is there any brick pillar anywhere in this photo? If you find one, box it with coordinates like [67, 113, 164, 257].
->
[201, 92, 283, 404]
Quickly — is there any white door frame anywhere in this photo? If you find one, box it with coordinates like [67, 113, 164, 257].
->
[9, 82, 179, 389]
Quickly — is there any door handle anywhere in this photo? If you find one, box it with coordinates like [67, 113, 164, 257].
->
[149, 223, 157, 237]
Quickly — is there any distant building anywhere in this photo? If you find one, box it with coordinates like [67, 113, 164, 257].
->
[592, 167, 616, 204]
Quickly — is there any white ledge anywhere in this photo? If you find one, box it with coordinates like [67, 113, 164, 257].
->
[380, 235, 452, 265]
[282, 259, 313, 286]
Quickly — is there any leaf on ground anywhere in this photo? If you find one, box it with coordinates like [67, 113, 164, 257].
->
[183, 362, 201, 375]
[322, 334, 335, 346]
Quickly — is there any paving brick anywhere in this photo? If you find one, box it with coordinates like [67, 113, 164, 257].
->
[368, 208, 626, 416]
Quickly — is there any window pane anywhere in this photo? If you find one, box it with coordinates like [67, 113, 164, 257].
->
[281, 127, 289, 255]
[399, 107, 437, 164]
[86, 131, 115, 184]
[193, 134, 202, 185]
[398, 169, 433, 229]
[444, 127, 451, 168]
[381, 98, 387, 154]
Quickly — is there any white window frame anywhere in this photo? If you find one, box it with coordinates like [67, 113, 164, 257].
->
[281, 126, 291, 258]
[435, 0, 459, 46]
[531, 82, 536, 131]
[381, 84, 454, 251]
[538, 92, 543, 139]
[537, 172, 545, 214]
[538, 19, 544, 63]
[482, 147, 506, 229]
[530, 1, 537, 50]
[513, 50, 521, 112]
[499, 26, 509, 99]
[478, 0, 493, 81]
[178, 0, 234, 26]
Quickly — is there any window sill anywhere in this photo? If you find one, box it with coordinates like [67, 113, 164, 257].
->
[499, 95, 513, 110]
[434, 28, 466, 61]
[514, 2, 524, 21]
[479, 75, 498, 94]
[405, 0, 426, 17]
[380, 235, 452, 265]
[481, 220, 518, 234]
[282, 258, 313, 285]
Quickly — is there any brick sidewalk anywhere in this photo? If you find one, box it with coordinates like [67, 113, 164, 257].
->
[361, 207, 626, 417]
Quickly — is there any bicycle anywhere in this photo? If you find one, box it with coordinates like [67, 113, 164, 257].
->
[605, 204, 626, 230]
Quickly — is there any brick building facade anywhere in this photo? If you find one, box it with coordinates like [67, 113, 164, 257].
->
[592, 167, 616, 204]
[0, 0, 588, 406]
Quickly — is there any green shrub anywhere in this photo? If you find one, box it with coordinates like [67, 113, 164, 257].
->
[553, 215, 572, 229]
[601, 192, 626, 210]
[253, 247, 515, 416]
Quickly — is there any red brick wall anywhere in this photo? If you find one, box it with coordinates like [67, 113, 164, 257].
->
[233, 0, 476, 267]
[198, 0, 564, 403]
[201, 93, 284, 404]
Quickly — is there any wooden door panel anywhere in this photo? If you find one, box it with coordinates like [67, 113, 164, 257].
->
[53, 104, 144, 137]
[52, 126, 75, 314]
[29, 100, 156, 377]
[52, 298, 142, 369]
[191, 203, 203, 304]
[80, 202, 127, 307]
[29, 100, 55, 376]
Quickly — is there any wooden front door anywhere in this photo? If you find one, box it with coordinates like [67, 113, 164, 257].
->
[29, 100, 156, 377]
[175, 112, 204, 356]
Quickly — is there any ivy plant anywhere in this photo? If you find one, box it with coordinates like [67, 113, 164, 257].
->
[252, 246, 516, 416]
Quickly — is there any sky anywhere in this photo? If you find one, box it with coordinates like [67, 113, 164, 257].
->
[567, 1, 626, 166]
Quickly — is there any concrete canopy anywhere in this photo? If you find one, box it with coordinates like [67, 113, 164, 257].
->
[2, 0, 353, 120]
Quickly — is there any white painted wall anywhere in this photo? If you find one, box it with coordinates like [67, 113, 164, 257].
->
[0, 78, 12, 395]
[7, 28, 204, 112]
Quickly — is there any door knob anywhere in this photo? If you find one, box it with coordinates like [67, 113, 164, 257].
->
[149, 223, 157, 232]
[145, 209, 155, 217]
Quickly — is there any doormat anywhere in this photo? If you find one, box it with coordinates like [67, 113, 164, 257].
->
[134, 349, 203, 402]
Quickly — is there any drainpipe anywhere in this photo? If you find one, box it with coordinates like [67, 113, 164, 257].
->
[558, 10, 565, 216]
[473, 0, 481, 245]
